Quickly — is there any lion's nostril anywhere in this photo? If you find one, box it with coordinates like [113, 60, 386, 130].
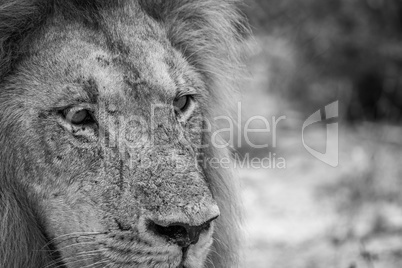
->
[148, 216, 218, 248]
[155, 224, 190, 247]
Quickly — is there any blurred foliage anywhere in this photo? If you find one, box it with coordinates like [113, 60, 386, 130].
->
[243, 0, 402, 122]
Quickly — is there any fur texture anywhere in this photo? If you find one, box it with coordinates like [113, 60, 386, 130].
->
[0, 1, 249, 267]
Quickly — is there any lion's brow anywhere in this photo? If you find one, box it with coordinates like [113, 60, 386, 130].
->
[80, 77, 99, 103]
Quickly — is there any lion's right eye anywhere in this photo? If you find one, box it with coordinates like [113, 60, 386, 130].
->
[174, 96, 190, 112]
[63, 108, 95, 125]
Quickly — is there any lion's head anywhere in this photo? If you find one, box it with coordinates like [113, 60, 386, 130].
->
[0, 1, 248, 267]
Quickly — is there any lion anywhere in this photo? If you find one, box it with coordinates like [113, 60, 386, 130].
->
[0, 0, 248, 267]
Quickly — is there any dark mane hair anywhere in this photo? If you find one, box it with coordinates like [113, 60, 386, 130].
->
[0, 0, 102, 80]
[0, 0, 249, 267]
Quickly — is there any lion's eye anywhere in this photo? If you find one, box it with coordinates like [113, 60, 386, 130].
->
[64, 108, 94, 125]
[174, 96, 190, 112]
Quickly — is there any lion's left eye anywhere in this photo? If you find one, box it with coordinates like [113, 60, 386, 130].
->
[64, 108, 94, 125]
[174, 96, 191, 112]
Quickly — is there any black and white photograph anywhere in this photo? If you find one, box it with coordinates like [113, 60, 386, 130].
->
[0, 0, 401, 267]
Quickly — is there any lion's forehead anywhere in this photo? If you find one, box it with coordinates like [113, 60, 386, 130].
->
[26, 7, 189, 106]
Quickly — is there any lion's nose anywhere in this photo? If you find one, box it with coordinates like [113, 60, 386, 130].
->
[148, 215, 219, 248]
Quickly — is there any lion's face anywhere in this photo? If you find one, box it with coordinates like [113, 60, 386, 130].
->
[6, 5, 220, 268]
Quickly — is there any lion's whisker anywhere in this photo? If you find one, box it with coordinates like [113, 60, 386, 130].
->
[81, 259, 109, 268]
[42, 248, 107, 268]
[46, 251, 107, 268]
[40, 231, 105, 250]
[37, 241, 99, 253]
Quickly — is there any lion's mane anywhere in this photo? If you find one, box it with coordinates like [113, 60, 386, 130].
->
[0, 1, 249, 267]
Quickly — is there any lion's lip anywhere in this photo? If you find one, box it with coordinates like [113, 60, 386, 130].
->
[176, 246, 189, 268]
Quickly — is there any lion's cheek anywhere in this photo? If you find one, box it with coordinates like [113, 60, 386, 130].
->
[43, 198, 106, 240]
[37, 199, 106, 266]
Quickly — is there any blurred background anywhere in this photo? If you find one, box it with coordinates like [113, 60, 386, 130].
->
[236, 0, 402, 267]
